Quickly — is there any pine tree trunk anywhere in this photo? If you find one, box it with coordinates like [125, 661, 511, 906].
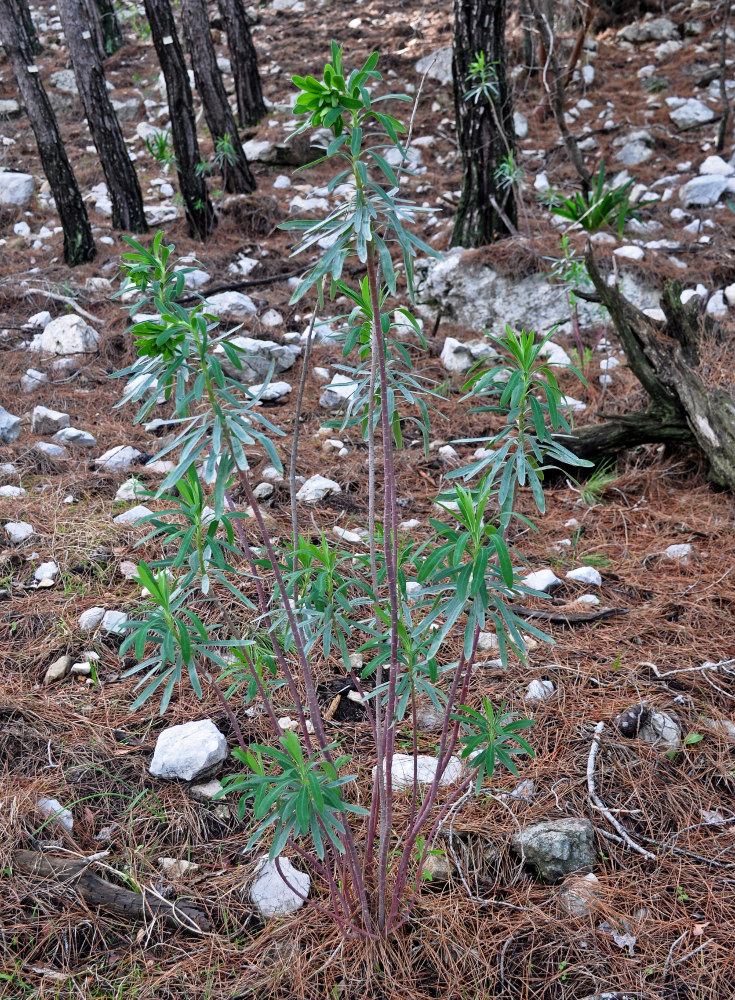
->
[0, 0, 95, 265]
[451, 0, 517, 247]
[57, 0, 147, 233]
[181, 0, 255, 194]
[96, 0, 124, 55]
[16, 0, 40, 53]
[80, 0, 107, 62]
[143, 0, 216, 239]
[558, 248, 735, 490]
[216, 0, 264, 126]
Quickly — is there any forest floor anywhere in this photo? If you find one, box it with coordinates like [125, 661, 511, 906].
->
[1, 1, 735, 998]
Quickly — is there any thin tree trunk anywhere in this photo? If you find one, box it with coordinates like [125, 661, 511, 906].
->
[717, 0, 730, 153]
[80, 0, 107, 62]
[57, 0, 147, 233]
[96, 0, 124, 55]
[527, 0, 591, 193]
[451, 0, 517, 247]
[15, 0, 40, 53]
[217, 0, 265, 126]
[143, 0, 216, 239]
[559, 248, 735, 489]
[0, 0, 95, 265]
[181, 0, 255, 194]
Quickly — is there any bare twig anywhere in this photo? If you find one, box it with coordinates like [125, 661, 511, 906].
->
[586, 721, 656, 860]
[23, 289, 100, 325]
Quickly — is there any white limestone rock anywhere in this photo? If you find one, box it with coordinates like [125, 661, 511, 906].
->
[669, 99, 716, 130]
[319, 373, 358, 409]
[250, 856, 310, 918]
[522, 569, 562, 593]
[44, 655, 72, 684]
[79, 606, 106, 630]
[29, 314, 99, 356]
[115, 478, 146, 502]
[94, 445, 143, 472]
[214, 336, 300, 381]
[113, 504, 153, 525]
[679, 175, 728, 208]
[204, 290, 257, 318]
[374, 753, 463, 790]
[149, 719, 228, 781]
[34, 561, 59, 582]
[247, 380, 292, 402]
[566, 566, 602, 586]
[440, 336, 498, 374]
[53, 427, 97, 448]
[101, 609, 128, 635]
[36, 796, 73, 832]
[414, 46, 453, 87]
[0, 406, 21, 444]
[525, 679, 555, 702]
[0, 171, 34, 206]
[4, 521, 34, 544]
[295, 475, 341, 503]
[664, 542, 692, 563]
[21, 369, 48, 393]
[31, 405, 69, 436]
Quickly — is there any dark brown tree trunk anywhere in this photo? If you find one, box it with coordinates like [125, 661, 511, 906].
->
[80, 0, 107, 62]
[143, 0, 215, 239]
[0, 0, 95, 265]
[96, 0, 124, 55]
[451, 0, 517, 247]
[558, 248, 735, 490]
[57, 0, 147, 233]
[217, 0, 265, 126]
[16, 0, 40, 53]
[181, 0, 255, 194]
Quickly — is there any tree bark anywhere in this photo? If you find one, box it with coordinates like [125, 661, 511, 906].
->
[451, 0, 517, 247]
[13, 851, 210, 932]
[717, 0, 730, 154]
[0, 0, 95, 265]
[181, 0, 255, 194]
[95, 0, 124, 55]
[558, 248, 735, 490]
[216, 0, 265, 126]
[143, 0, 216, 239]
[57, 0, 147, 233]
[15, 0, 40, 53]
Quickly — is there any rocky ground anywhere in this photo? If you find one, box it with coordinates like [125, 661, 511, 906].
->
[1, 1, 735, 998]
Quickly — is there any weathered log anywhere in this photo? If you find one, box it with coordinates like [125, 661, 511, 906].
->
[557, 248, 735, 490]
[12, 851, 211, 932]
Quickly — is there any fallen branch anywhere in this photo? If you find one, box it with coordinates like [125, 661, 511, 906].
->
[179, 268, 306, 304]
[586, 722, 656, 860]
[23, 289, 100, 325]
[12, 851, 211, 932]
[505, 603, 628, 624]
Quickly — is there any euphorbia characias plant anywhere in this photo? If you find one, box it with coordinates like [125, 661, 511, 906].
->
[115, 42, 589, 938]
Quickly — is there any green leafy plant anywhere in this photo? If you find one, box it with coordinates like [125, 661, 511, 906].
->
[463, 51, 499, 104]
[547, 160, 640, 237]
[494, 150, 523, 192]
[144, 130, 176, 171]
[576, 461, 617, 506]
[115, 41, 590, 941]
